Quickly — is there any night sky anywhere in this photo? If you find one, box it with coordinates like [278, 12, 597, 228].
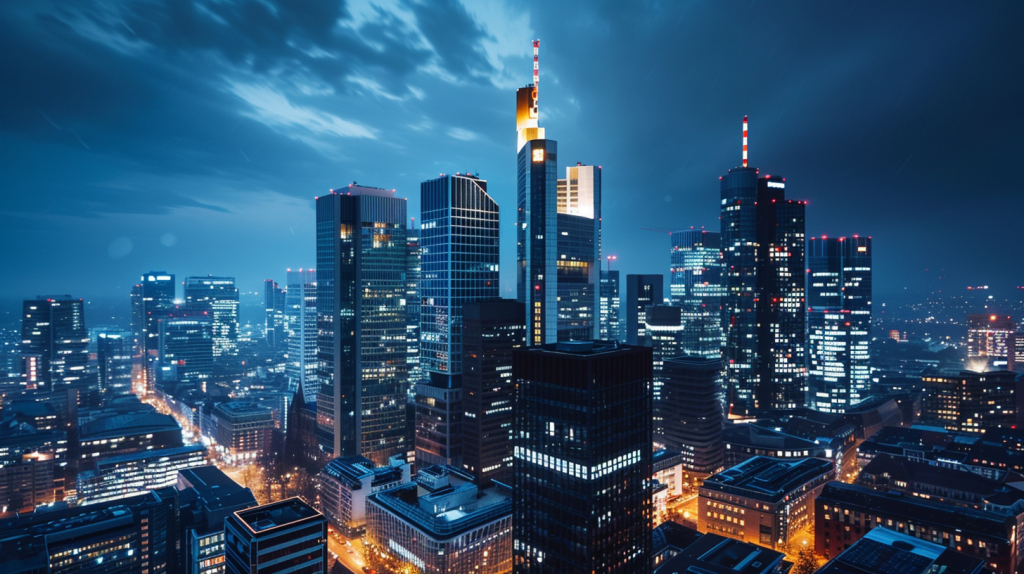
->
[2, 1, 1022, 313]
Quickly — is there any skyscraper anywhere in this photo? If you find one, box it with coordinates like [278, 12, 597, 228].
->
[316, 184, 408, 464]
[513, 341, 652, 574]
[669, 229, 725, 357]
[405, 223, 422, 393]
[185, 276, 239, 359]
[416, 173, 500, 468]
[286, 269, 317, 404]
[21, 296, 89, 392]
[97, 331, 133, 396]
[516, 41, 601, 345]
[720, 117, 807, 416]
[645, 305, 685, 439]
[263, 279, 286, 347]
[157, 310, 214, 393]
[967, 314, 1017, 371]
[807, 236, 872, 412]
[659, 356, 724, 476]
[599, 268, 621, 340]
[461, 299, 524, 485]
[625, 274, 664, 346]
[224, 498, 328, 574]
[132, 272, 176, 393]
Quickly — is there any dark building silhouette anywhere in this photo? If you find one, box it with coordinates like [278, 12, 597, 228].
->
[513, 340, 652, 574]
[625, 274, 664, 346]
[461, 299, 525, 485]
[646, 305, 684, 438]
[921, 370, 1023, 433]
[659, 356, 724, 476]
[20, 296, 88, 392]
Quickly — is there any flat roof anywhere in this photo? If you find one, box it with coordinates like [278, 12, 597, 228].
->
[234, 497, 322, 534]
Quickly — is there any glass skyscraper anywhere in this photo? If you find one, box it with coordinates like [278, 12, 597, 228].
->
[645, 305, 685, 440]
[132, 272, 175, 394]
[513, 341, 652, 574]
[807, 236, 872, 413]
[669, 229, 725, 358]
[599, 269, 621, 340]
[184, 276, 239, 358]
[720, 165, 806, 416]
[416, 173, 499, 468]
[405, 225, 422, 395]
[263, 279, 286, 347]
[625, 274, 664, 346]
[316, 184, 408, 465]
[20, 296, 89, 392]
[157, 310, 214, 393]
[97, 331, 133, 396]
[286, 269, 317, 404]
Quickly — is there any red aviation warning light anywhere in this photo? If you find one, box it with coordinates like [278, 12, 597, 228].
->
[742, 116, 749, 168]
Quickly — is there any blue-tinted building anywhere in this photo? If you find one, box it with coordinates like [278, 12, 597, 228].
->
[157, 311, 214, 394]
[625, 274, 664, 346]
[132, 272, 176, 393]
[315, 184, 408, 464]
[286, 269, 317, 404]
[224, 498, 327, 574]
[20, 296, 89, 392]
[599, 269, 621, 340]
[416, 173, 499, 468]
[807, 236, 872, 413]
[669, 229, 725, 358]
[97, 331, 133, 396]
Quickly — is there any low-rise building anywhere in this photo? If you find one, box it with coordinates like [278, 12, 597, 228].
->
[922, 370, 1023, 433]
[318, 455, 410, 535]
[207, 401, 274, 464]
[176, 466, 257, 574]
[698, 456, 834, 551]
[816, 527, 986, 574]
[365, 465, 512, 574]
[652, 521, 788, 574]
[77, 444, 207, 505]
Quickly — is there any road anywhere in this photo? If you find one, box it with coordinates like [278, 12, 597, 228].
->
[328, 529, 370, 574]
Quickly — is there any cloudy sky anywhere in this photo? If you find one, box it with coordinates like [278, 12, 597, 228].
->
[1, 1, 1021, 315]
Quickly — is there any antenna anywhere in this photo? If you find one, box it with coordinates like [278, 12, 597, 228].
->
[532, 40, 540, 119]
[742, 115, 748, 168]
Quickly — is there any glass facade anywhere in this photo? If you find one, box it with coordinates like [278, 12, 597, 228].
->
[98, 331, 133, 396]
[184, 276, 239, 359]
[517, 138, 559, 346]
[807, 236, 872, 412]
[157, 311, 214, 393]
[316, 185, 408, 465]
[405, 226, 422, 395]
[599, 269, 621, 340]
[263, 279, 286, 347]
[286, 269, 317, 404]
[659, 357, 724, 475]
[513, 342, 653, 574]
[625, 274, 663, 346]
[645, 305, 684, 439]
[133, 272, 176, 393]
[21, 296, 89, 392]
[416, 174, 499, 468]
[669, 229, 725, 358]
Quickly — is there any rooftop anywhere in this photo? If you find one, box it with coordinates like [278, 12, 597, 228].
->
[234, 497, 323, 534]
[654, 526, 786, 574]
[816, 527, 985, 574]
[703, 457, 834, 502]
[80, 411, 180, 440]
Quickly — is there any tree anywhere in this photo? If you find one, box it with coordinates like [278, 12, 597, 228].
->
[792, 546, 819, 574]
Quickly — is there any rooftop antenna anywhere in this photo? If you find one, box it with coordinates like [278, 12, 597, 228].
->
[742, 115, 748, 168]
[532, 40, 540, 119]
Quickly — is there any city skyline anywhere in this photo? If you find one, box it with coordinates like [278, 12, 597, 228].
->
[3, 2, 1023, 310]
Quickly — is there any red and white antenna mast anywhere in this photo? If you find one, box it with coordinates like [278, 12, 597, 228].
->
[742, 115, 749, 168]
[531, 40, 540, 119]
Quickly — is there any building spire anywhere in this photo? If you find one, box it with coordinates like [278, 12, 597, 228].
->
[742, 115, 748, 168]
[532, 40, 540, 120]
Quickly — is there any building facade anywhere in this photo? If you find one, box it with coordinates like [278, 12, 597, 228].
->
[263, 279, 286, 348]
[599, 269, 622, 341]
[20, 296, 89, 392]
[968, 314, 1017, 371]
[208, 401, 275, 464]
[405, 225, 422, 393]
[224, 498, 328, 574]
[646, 305, 685, 439]
[513, 341, 653, 574]
[77, 444, 207, 505]
[921, 370, 1022, 433]
[97, 331, 133, 396]
[285, 269, 317, 404]
[316, 184, 408, 464]
[625, 274, 664, 347]
[318, 455, 410, 535]
[157, 311, 214, 393]
[659, 356, 725, 476]
[132, 272, 176, 393]
[669, 229, 725, 358]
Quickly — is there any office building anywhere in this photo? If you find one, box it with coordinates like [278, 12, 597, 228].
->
[315, 184, 408, 464]
[77, 443, 207, 505]
[625, 274, 664, 346]
[652, 523, 787, 574]
[97, 331, 133, 396]
[365, 465, 512, 574]
[0, 488, 180, 574]
[921, 370, 1022, 432]
[185, 276, 239, 359]
[157, 310, 214, 393]
[968, 314, 1017, 371]
[599, 268, 622, 340]
[285, 269, 317, 404]
[263, 279, 286, 347]
[224, 497, 328, 574]
[416, 173, 499, 468]
[133, 272, 176, 393]
[318, 455, 410, 535]
[815, 527, 986, 574]
[669, 229, 725, 358]
[405, 225, 423, 391]
[807, 236, 873, 413]
[699, 456, 833, 551]
[720, 119, 807, 416]
[20, 296, 89, 391]
[659, 356, 724, 476]
[208, 401, 275, 464]
[646, 304, 685, 438]
[461, 299, 524, 485]
[176, 466, 258, 574]
[1015, 333, 1024, 373]
[79, 410, 184, 463]
[816, 481, 1018, 573]
[515, 42, 601, 345]
[513, 340, 653, 573]
[0, 418, 66, 515]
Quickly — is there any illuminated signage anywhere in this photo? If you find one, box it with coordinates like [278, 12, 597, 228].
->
[857, 246, 867, 252]
[767, 181, 785, 189]
[532, 148, 545, 162]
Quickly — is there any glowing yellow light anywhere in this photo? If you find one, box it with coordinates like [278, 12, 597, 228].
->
[532, 148, 545, 162]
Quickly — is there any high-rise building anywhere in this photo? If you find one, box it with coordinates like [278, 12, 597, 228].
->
[316, 184, 408, 464]
[416, 173, 499, 468]
[461, 299, 524, 485]
[405, 224, 423, 393]
[516, 41, 601, 346]
[263, 279, 286, 347]
[133, 272, 176, 393]
[20, 296, 89, 392]
[184, 276, 239, 359]
[97, 331, 133, 396]
[720, 117, 807, 416]
[513, 340, 653, 574]
[646, 305, 684, 439]
[176, 466, 258, 574]
[285, 269, 317, 404]
[807, 236, 872, 413]
[669, 229, 725, 357]
[921, 370, 1022, 433]
[599, 268, 622, 340]
[625, 274, 664, 346]
[0, 420, 66, 515]
[224, 498, 328, 574]
[659, 356, 725, 476]
[967, 314, 1017, 371]
[157, 311, 214, 393]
